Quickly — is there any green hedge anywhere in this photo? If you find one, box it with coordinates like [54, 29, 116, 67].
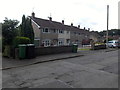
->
[13, 36, 31, 48]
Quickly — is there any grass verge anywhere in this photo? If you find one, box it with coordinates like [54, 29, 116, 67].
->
[78, 48, 91, 51]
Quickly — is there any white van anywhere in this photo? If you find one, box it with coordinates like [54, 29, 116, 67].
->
[107, 40, 118, 48]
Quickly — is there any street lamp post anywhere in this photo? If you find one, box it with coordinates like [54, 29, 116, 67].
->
[106, 5, 109, 48]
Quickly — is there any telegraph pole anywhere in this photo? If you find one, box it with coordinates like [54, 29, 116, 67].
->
[106, 5, 109, 48]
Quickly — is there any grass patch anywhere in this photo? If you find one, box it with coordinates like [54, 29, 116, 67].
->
[78, 48, 91, 51]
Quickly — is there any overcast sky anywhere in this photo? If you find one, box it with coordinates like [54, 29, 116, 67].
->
[0, 0, 119, 31]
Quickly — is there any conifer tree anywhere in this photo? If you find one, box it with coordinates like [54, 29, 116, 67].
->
[21, 15, 34, 43]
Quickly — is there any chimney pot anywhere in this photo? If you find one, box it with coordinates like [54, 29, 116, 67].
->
[62, 20, 64, 24]
[49, 17, 52, 21]
[88, 28, 90, 31]
[32, 12, 35, 18]
[78, 25, 80, 28]
[71, 23, 73, 26]
[84, 27, 85, 30]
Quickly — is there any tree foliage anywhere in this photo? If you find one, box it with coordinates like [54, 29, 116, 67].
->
[21, 15, 26, 36]
[2, 17, 19, 45]
[98, 29, 120, 36]
[20, 15, 34, 43]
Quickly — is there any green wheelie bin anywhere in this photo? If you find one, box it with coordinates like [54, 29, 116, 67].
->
[19, 44, 27, 59]
[72, 44, 78, 53]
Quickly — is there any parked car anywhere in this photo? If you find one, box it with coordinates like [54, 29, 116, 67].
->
[107, 40, 118, 48]
[118, 39, 120, 48]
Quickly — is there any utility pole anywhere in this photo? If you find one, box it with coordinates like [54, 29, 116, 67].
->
[106, 5, 109, 48]
[118, 2, 120, 42]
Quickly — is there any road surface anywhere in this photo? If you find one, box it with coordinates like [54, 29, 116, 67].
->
[2, 49, 118, 88]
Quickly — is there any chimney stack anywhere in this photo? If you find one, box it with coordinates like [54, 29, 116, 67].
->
[78, 25, 80, 29]
[71, 23, 73, 26]
[62, 20, 64, 24]
[49, 17, 52, 21]
[32, 12, 35, 18]
[88, 28, 90, 31]
[84, 27, 86, 30]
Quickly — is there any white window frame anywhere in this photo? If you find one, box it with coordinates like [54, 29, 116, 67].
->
[66, 39, 70, 45]
[66, 31, 69, 34]
[42, 28, 50, 33]
[52, 29, 57, 33]
[58, 39, 64, 46]
[42, 39, 51, 47]
[59, 30, 64, 34]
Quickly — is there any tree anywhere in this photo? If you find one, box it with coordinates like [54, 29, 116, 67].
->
[21, 15, 26, 36]
[98, 29, 120, 37]
[2, 17, 19, 45]
[2, 18, 19, 57]
[20, 15, 34, 43]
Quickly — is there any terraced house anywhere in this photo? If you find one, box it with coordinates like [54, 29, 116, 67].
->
[29, 12, 100, 47]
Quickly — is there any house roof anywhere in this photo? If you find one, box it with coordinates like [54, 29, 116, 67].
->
[90, 31, 101, 38]
[29, 16, 65, 30]
[29, 16, 86, 31]
[29, 16, 89, 34]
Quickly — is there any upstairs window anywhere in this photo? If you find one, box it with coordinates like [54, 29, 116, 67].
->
[59, 30, 64, 34]
[67, 31, 69, 34]
[53, 29, 57, 33]
[42, 28, 50, 33]
[82, 33, 85, 36]
[74, 32, 77, 35]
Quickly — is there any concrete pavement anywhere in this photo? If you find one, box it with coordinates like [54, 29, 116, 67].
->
[2, 52, 84, 70]
[2, 48, 117, 70]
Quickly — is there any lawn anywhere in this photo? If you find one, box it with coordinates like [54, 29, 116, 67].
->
[78, 48, 91, 51]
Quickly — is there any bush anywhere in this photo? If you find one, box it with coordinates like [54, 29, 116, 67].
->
[13, 36, 31, 48]
[2, 45, 11, 57]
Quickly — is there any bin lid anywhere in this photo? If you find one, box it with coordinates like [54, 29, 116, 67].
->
[27, 44, 35, 46]
[73, 44, 78, 45]
[19, 44, 27, 46]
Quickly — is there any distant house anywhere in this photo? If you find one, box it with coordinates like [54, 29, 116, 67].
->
[29, 12, 100, 47]
[89, 31, 102, 42]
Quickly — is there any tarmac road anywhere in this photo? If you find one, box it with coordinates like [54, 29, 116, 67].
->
[2, 49, 119, 88]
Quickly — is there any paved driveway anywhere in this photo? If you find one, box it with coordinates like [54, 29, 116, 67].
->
[2, 49, 118, 88]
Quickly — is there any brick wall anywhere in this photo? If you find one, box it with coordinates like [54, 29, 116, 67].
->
[35, 46, 72, 56]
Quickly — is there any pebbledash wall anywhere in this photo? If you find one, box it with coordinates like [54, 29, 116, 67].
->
[35, 45, 73, 56]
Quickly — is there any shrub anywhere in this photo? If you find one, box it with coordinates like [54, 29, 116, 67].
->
[13, 36, 31, 48]
[2, 45, 11, 57]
